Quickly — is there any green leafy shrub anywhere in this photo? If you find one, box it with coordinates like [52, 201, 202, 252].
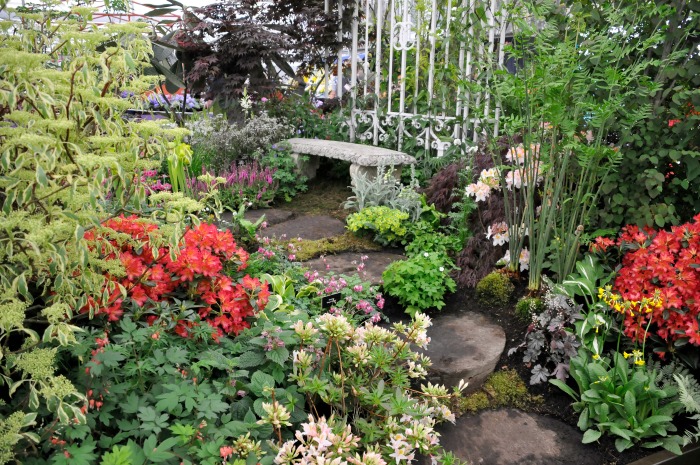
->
[38, 280, 461, 464]
[346, 206, 410, 246]
[0, 7, 191, 463]
[382, 252, 457, 317]
[551, 349, 685, 454]
[259, 142, 308, 202]
[405, 222, 461, 260]
[476, 272, 515, 307]
[515, 297, 544, 321]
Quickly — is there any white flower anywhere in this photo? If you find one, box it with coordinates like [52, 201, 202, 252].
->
[485, 221, 509, 246]
[453, 138, 461, 146]
[519, 247, 530, 271]
[439, 267, 444, 272]
[465, 181, 491, 202]
[478, 168, 500, 189]
[423, 252, 430, 257]
[496, 250, 511, 266]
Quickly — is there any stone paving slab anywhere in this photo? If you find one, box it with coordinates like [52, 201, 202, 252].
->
[260, 215, 347, 241]
[433, 409, 602, 465]
[303, 251, 406, 285]
[420, 313, 505, 393]
[219, 209, 294, 227]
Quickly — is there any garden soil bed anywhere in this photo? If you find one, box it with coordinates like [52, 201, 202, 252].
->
[442, 285, 654, 465]
[274, 176, 672, 465]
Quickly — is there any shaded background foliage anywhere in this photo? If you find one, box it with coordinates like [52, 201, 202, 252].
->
[175, 0, 353, 106]
[568, 0, 700, 229]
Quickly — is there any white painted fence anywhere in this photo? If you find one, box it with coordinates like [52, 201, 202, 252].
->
[324, 0, 512, 156]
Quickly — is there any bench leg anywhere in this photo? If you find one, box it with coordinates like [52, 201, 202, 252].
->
[349, 164, 403, 186]
[291, 153, 320, 180]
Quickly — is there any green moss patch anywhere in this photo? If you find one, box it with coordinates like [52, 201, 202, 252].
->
[457, 369, 542, 415]
[289, 232, 382, 261]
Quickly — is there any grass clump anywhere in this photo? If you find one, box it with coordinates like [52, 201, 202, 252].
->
[292, 232, 382, 261]
[458, 369, 542, 415]
[476, 271, 515, 307]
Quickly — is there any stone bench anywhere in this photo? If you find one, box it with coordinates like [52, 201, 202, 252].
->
[285, 138, 416, 185]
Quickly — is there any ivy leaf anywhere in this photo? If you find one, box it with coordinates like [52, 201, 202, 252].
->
[97, 348, 126, 368]
[142, 435, 178, 463]
[166, 347, 189, 365]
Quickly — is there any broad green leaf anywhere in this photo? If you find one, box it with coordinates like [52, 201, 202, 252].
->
[582, 429, 602, 443]
[265, 347, 289, 366]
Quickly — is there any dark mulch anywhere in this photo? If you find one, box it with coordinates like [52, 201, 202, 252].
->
[441, 284, 654, 465]
[278, 175, 663, 464]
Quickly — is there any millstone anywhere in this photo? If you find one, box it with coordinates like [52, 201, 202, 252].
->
[259, 215, 347, 241]
[420, 312, 505, 393]
[432, 409, 603, 465]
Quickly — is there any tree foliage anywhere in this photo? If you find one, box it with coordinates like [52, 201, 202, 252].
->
[574, 0, 700, 228]
[173, 0, 351, 105]
[0, 4, 191, 461]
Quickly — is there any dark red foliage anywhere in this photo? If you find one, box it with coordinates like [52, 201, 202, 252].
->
[454, 140, 510, 288]
[421, 161, 466, 215]
[176, 0, 352, 102]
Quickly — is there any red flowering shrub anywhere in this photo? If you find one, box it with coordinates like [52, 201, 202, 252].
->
[82, 215, 269, 340]
[609, 213, 700, 345]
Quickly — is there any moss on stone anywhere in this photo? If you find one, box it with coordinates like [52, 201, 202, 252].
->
[290, 232, 382, 261]
[457, 369, 542, 415]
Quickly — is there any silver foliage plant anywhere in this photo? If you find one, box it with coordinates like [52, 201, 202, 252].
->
[344, 165, 424, 222]
[508, 284, 582, 385]
[186, 112, 292, 171]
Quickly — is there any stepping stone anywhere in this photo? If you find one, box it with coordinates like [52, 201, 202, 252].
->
[303, 251, 406, 285]
[260, 215, 347, 241]
[218, 209, 294, 226]
[421, 313, 505, 393]
[434, 409, 603, 465]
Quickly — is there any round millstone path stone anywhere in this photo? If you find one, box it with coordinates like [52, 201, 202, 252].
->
[420, 313, 505, 393]
[303, 251, 405, 285]
[218, 208, 294, 227]
[260, 215, 347, 241]
[433, 409, 603, 465]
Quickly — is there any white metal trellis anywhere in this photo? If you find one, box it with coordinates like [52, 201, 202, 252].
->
[325, 0, 511, 156]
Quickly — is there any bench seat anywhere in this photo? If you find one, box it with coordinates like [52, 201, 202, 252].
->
[285, 138, 416, 184]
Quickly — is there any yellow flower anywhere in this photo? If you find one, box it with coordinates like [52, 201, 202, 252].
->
[635, 359, 645, 366]
[592, 354, 600, 360]
[623, 351, 631, 359]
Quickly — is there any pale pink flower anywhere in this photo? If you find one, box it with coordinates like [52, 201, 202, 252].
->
[485, 221, 509, 246]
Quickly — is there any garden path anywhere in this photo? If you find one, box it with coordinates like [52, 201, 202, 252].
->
[239, 207, 603, 465]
